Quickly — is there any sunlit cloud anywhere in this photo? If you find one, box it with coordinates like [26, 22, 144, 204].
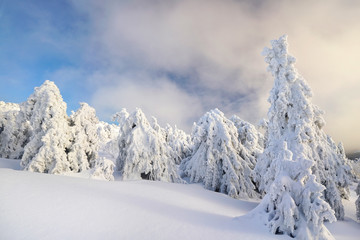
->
[67, 0, 360, 150]
[91, 73, 203, 130]
[1, 0, 359, 151]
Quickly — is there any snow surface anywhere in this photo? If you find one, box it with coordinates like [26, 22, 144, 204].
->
[0, 158, 359, 240]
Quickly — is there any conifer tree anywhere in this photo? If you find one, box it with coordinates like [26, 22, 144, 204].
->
[253, 36, 337, 239]
[91, 157, 115, 181]
[97, 121, 120, 160]
[164, 124, 192, 165]
[254, 35, 352, 220]
[356, 182, 360, 221]
[20, 80, 72, 174]
[0, 102, 30, 159]
[231, 115, 264, 169]
[68, 102, 100, 172]
[181, 109, 258, 199]
[116, 108, 182, 183]
[257, 142, 335, 239]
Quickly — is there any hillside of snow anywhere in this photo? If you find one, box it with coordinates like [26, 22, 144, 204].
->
[0, 158, 359, 240]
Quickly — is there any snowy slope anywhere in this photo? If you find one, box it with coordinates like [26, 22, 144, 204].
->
[0, 158, 359, 240]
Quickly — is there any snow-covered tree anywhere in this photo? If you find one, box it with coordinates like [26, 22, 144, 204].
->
[254, 35, 352, 220]
[116, 108, 182, 183]
[112, 108, 129, 127]
[149, 118, 191, 165]
[97, 121, 120, 160]
[164, 124, 192, 165]
[0, 101, 20, 135]
[68, 102, 100, 172]
[91, 157, 115, 181]
[180, 109, 258, 199]
[356, 182, 360, 221]
[256, 141, 335, 239]
[231, 115, 264, 168]
[95, 108, 130, 160]
[0, 101, 30, 159]
[150, 116, 167, 141]
[20, 80, 72, 174]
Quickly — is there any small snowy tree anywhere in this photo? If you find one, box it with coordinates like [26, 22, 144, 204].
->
[254, 35, 352, 220]
[149, 118, 191, 165]
[0, 102, 30, 159]
[164, 124, 192, 165]
[97, 121, 120, 160]
[231, 115, 264, 168]
[0, 101, 20, 136]
[356, 182, 360, 221]
[116, 108, 182, 183]
[91, 157, 115, 181]
[112, 108, 129, 127]
[68, 103, 100, 172]
[20, 80, 72, 174]
[180, 109, 258, 199]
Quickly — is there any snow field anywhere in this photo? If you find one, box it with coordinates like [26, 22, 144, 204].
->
[1, 158, 359, 240]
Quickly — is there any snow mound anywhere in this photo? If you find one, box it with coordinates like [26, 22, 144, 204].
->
[1, 158, 359, 240]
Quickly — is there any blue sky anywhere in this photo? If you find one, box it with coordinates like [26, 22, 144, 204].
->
[1, 0, 359, 152]
[0, 0, 90, 105]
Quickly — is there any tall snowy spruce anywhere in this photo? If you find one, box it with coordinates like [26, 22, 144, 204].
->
[20, 80, 72, 174]
[254, 35, 352, 220]
[116, 108, 182, 183]
[252, 36, 336, 239]
[68, 102, 100, 172]
[180, 109, 259, 199]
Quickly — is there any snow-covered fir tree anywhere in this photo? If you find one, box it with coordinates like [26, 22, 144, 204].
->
[256, 141, 335, 239]
[254, 35, 352, 220]
[180, 109, 258, 199]
[20, 80, 72, 174]
[356, 182, 360, 221]
[97, 121, 120, 160]
[231, 115, 264, 168]
[68, 102, 100, 172]
[91, 157, 115, 181]
[164, 124, 192, 165]
[116, 108, 182, 183]
[0, 101, 20, 136]
[150, 116, 167, 141]
[149, 117, 191, 165]
[0, 101, 30, 159]
[95, 109, 129, 161]
[112, 108, 129, 127]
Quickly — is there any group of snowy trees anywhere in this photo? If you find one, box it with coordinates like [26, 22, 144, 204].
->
[0, 35, 359, 239]
[0, 81, 113, 179]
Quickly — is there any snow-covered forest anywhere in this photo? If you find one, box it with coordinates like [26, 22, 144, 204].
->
[1, 36, 359, 240]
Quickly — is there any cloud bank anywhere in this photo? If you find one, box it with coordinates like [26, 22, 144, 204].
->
[48, 0, 360, 151]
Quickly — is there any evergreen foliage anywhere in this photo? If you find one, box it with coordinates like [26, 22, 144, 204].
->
[254, 35, 352, 220]
[116, 108, 182, 183]
[0, 102, 30, 159]
[180, 109, 259, 199]
[20, 80, 72, 174]
[68, 102, 100, 172]
[254, 35, 337, 238]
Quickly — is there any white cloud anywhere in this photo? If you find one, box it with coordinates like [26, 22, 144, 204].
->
[91, 73, 203, 131]
[68, 0, 360, 151]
